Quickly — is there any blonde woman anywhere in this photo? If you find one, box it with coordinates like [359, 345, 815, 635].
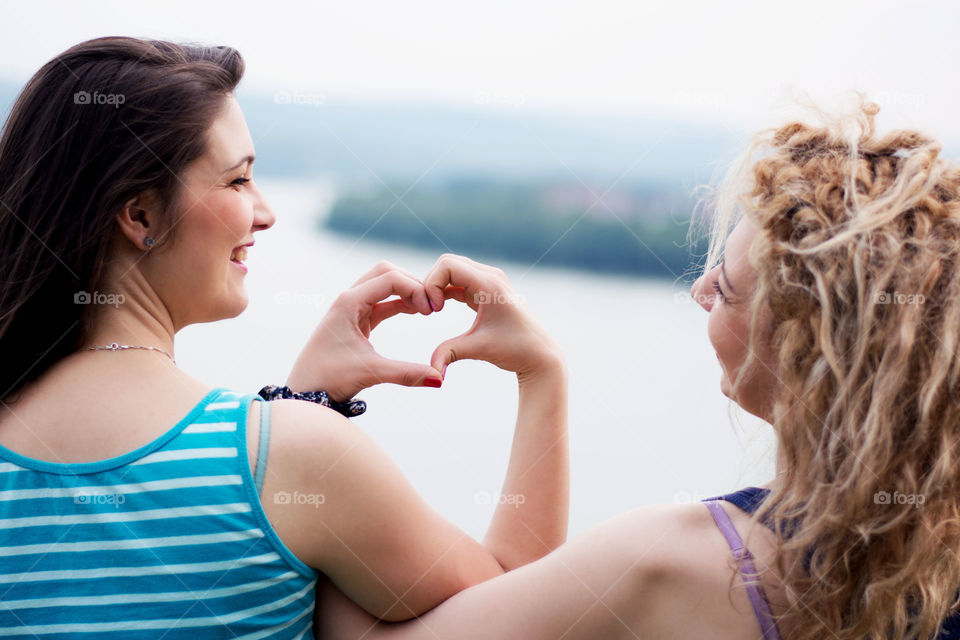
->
[316, 103, 960, 640]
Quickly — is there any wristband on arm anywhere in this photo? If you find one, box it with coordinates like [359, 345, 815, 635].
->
[257, 385, 367, 417]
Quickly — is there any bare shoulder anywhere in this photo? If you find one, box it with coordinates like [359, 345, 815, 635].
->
[249, 399, 428, 570]
[245, 398, 360, 567]
[593, 501, 727, 583]
[246, 398, 362, 478]
[263, 397, 347, 439]
[582, 502, 778, 639]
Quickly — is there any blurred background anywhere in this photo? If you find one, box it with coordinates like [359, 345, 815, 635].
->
[2, 0, 957, 538]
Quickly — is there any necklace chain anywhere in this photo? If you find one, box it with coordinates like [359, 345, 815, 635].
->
[85, 342, 176, 364]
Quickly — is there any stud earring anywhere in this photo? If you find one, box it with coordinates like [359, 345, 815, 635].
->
[144, 237, 155, 249]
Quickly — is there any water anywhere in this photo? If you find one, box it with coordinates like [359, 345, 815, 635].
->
[178, 177, 776, 538]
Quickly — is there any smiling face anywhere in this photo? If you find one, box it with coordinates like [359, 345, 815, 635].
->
[141, 94, 275, 329]
[691, 217, 777, 419]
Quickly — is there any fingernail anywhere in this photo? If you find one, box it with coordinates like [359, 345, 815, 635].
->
[441, 364, 447, 378]
[423, 377, 443, 388]
[428, 298, 438, 312]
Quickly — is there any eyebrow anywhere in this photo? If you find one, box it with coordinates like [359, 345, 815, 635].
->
[225, 155, 255, 172]
[720, 260, 737, 296]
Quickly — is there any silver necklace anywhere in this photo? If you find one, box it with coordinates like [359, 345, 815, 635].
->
[85, 342, 176, 364]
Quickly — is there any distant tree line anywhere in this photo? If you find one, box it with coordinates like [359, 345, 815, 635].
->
[323, 179, 703, 279]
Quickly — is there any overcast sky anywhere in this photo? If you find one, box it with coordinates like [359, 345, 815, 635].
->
[2, 0, 958, 143]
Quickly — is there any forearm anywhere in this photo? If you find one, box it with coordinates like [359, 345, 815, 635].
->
[483, 358, 569, 570]
[314, 508, 643, 640]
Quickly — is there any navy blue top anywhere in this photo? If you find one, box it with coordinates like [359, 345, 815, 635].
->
[714, 487, 960, 639]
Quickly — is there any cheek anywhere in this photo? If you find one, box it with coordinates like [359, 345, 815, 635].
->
[156, 201, 236, 285]
[707, 307, 749, 370]
[173, 221, 223, 275]
[184, 195, 248, 258]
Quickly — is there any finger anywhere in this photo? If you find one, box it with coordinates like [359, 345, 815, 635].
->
[450, 254, 509, 278]
[370, 356, 444, 388]
[442, 285, 468, 305]
[369, 299, 420, 331]
[350, 260, 422, 288]
[429, 329, 485, 375]
[370, 285, 469, 331]
[437, 285, 477, 311]
[423, 255, 496, 313]
[345, 271, 432, 316]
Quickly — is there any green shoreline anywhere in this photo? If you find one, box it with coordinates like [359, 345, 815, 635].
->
[322, 180, 702, 279]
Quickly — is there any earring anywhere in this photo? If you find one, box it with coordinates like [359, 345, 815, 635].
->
[144, 237, 155, 249]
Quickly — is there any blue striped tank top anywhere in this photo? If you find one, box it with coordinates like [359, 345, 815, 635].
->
[0, 387, 317, 638]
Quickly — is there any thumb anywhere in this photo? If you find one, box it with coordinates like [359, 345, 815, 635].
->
[430, 331, 485, 376]
[372, 356, 444, 388]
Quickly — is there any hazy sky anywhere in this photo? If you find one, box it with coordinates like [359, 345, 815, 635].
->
[2, 0, 958, 142]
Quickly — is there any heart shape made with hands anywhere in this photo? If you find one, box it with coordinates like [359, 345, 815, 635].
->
[289, 256, 541, 401]
[363, 274, 546, 389]
[363, 280, 479, 386]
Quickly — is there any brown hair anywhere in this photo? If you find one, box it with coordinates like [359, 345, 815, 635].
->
[706, 100, 960, 639]
[0, 36, 244, 402]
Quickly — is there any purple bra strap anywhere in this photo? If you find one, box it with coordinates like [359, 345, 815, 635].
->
[704, 500, 781, 640]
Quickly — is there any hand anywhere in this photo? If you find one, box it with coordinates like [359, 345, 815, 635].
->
[423, 254, 564, 381]
[286, 261, 444, 401]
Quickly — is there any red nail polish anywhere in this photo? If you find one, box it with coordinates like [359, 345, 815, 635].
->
[424, 377, 443, 388]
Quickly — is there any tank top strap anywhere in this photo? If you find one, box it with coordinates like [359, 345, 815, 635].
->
[703, 500, 781, 640]
[253, 396, 271, 496]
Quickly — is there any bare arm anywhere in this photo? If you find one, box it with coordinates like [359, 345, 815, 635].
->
[422, 256, 570, 569]
[264, 400, 505, 622]
[481, 363, 568, 570]
[274, 256, 568, 620]
[312, 503, 780, 640]
[313, 506, 676, 640]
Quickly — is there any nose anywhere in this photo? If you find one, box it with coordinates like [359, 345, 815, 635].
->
[251, 184, 276, 232]
[691, 274, 713, 312]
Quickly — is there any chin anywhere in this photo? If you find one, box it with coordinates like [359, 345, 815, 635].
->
[718, 372, 731, 398]
[725, 382, 773, 422]
[227, 295, 249, 318]
[215, 292, 249, 320]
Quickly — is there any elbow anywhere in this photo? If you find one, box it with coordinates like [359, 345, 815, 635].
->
[376, 586, 456, 621]
[378, 606, 420, 623]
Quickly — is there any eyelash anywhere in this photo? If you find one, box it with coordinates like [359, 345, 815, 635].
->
[231, 177, 251, 188]
[712, 280, 726, 302]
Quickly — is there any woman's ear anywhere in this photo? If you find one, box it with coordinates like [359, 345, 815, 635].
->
[115, 189, 163, 251]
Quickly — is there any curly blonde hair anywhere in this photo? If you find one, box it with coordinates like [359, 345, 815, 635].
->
[705, 100, 960, 639]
